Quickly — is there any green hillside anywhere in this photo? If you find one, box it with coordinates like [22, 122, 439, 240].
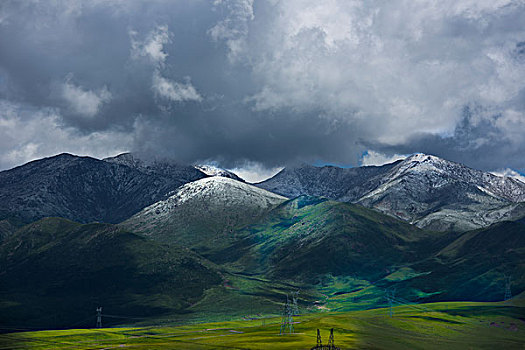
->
[1, 196, 523, 332]
[0, 218, 222, 330]
[230, 196, 435, 277]
[214, 196, 525, 310]
[406, 219, 525, 301]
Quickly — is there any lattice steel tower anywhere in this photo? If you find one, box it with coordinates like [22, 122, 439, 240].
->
[504, 275, 512, 301]
[96, 307, 102, 328]
[385, 288, 396, 317]
[279, 295, 294, 335]
[292, 290, 300, 316]
[328, 328, 335, 348]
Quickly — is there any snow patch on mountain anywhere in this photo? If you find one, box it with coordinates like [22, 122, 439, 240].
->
[194, 165, 244, 182]
[123, 177, 288, 246]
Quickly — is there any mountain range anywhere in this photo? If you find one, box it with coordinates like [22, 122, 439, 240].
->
[257, 153, 525, 231]
[0, 152, 523, 330]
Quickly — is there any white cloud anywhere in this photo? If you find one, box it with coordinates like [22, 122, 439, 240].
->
[0, 100, 132, 170]
[152, 71, 202, 102]
[130, 25, 203, 104]
[227, 161, 283, 183]
[62, 77, 112, 117]
[491, 168, 525, 184]
[494, 109, 525, 144]
[208, 0, 254, 62]
[2, 1, 525, 170]
[130, 25, 171, 66]
[214, 0, 525, 146]
[360, 150, 408, 166]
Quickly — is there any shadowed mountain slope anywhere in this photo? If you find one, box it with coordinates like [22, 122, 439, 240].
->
[0, 153, 207, 224]
[0, 217, 222, 330]
[408, 218, 525, 301]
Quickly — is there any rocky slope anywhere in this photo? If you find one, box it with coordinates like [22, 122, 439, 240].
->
[0, 153, 207, 224]
[257, 154, 525, 231]
[104, 153, 208, 182]
[256, 162, 399, 199]
[104, 153, 244, 181]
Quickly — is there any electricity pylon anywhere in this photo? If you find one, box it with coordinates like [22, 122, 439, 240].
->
[328, 328, 335, 348]
[292, 290, 300, 316]
[96, 307, 102, 328]
[279, 295, 294, 335]
[504, 274, 512, 301]
[385, 288, 396, 317]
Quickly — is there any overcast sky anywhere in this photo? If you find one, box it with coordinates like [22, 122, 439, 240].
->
[1, 0, 524, 181]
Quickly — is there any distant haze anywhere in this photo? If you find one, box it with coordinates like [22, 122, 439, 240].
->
[1, 1, 525, 177]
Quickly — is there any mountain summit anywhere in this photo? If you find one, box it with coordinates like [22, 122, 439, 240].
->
[194, 164, 244, 182]
[122, 176, 287, 257]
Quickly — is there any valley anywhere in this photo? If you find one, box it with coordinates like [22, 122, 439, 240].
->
[0, 153, 524, 348]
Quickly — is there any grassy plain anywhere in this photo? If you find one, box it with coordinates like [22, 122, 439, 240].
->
[2, 301, 524, 349]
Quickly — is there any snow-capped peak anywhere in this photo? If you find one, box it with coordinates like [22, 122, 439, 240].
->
[130, 176, 287, 223]
[195, 164, 229, 176]
[386, 153, 449, 180]
[405, 153, 443, 163]
[194, 164, 244, 182]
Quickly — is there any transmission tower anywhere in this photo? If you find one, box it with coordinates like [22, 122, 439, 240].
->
[504, 274, 512, 301]
[279, 295, 294, 335]
[292, 290, 300, 316]
[96, 307, 102, 328]
[310, 328, 341, 350]
[385, 288, 396, 317]
[328, 328, 335, 348]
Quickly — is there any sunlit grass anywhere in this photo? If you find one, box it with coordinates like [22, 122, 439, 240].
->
[2, 301, 523, 349]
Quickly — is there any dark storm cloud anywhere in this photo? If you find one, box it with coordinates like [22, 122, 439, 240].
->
[0, 0, 525, 175]
[368, 105, 525, 172]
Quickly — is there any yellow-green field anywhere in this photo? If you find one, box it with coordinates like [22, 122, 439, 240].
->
[1, 301, 524, 349]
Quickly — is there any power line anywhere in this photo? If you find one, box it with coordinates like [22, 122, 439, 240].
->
[101, 314, 152, 320]
[316, 329, 322, 348]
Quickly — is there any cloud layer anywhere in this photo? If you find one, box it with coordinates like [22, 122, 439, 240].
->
[0, 0, 524, 174]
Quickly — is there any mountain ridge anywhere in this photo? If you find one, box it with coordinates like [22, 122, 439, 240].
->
[0, 153, 206, 224]
[257, 153, 525, 231]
